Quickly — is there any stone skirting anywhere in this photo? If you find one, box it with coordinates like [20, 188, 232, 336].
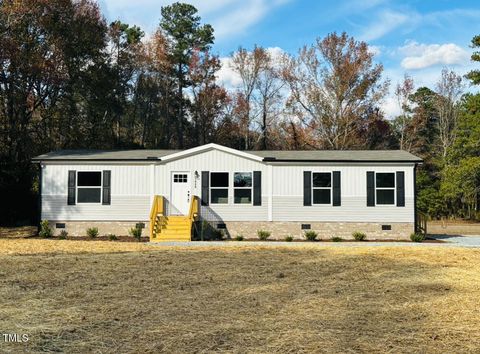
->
[47, 221, 150, 237]
[217, 221, 414, 240]
[46, 220, 413, 240]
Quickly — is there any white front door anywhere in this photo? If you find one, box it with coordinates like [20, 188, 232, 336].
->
[170, 172, 191, 215]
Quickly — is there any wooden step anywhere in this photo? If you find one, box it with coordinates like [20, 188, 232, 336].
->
[152, 234, 191, 242]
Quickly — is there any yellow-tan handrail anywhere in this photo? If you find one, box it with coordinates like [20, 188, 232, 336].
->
[188, 195, 199, 222]
[150, 195, 164, 239]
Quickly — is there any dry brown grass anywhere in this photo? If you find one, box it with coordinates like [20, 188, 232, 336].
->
[1, 240, 480, 353]
[429, 220, 480, 236]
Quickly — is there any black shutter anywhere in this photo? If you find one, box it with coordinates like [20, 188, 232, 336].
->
[67, 170, 76, 205]
[102, 170, 111, 205]
[303, 171, 312, 206]
[332, 171, 341, 206]
[367, 171, 375, 207]
[201, 171, 209, 206]
[396, 171, 405, 207]
[253, 171, 261, 206]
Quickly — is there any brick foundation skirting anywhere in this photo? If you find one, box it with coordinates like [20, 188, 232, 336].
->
[215, 221, 414, 240]
[47, 221, 150, 237]
[47, 220, 413, 240]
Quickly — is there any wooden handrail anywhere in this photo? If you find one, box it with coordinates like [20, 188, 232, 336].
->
[188, 195, 199, 222]
[149, 195, 164, 239]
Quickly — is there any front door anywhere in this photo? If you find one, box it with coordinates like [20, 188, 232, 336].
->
[170, 172, 191, 215]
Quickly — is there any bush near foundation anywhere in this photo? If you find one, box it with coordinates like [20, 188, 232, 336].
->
[304, 230, 318, 241]
[352, 231, 366, 241]
[86, 227, 99, 238]
[129, 227, 142, 241]
[410, 233, 425, 242]
[257, 230, 271, 240]
[39, 220, 52, 238]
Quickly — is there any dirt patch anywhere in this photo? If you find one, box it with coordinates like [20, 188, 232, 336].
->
[429, 220, 480, 236]
[0, 239, 479, 352]
[0, 226, 37, 238]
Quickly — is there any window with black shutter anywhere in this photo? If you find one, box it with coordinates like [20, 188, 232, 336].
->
[77, 171, 102, 203]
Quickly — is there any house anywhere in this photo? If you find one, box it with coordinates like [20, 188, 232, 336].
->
[32, 143, 423, 241]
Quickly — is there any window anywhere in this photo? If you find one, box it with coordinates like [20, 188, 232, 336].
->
[173, 174, 188, 183]
[312, 172, 331, 204]
[234, 172, 252, 204]
[376, 172, 395, 205]
[210, 172, 228, 204]
[77, 171, 102, 203]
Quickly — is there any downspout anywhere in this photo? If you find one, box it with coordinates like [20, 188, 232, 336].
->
[37, 163, 43, 234]
[414, 163, 418, 233]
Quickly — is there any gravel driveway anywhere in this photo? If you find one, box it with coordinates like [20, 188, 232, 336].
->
[149, 237, 480, 248]
[429, 234, 480, 247]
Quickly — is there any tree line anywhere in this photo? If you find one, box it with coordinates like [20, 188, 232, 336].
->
[0, 1, 479, 225]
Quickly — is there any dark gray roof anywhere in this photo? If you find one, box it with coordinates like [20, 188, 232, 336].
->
[32, 148, 421, 163]
[32, 149, 181, 161]
[249, 150, 422, 162]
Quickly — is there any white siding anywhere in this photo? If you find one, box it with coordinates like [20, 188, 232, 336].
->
[40, 149, 416, 224]
[41, 164, 151, 221]
[157, 149, 268, 221]
[271, 164, 414, 223]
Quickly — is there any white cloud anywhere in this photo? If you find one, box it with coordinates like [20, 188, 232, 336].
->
[100, 0, 290, 40]
[216, 57, 242, 88]
[381, 95, 402, 118]
[359, 10, 413, 41]
[368, 45, 382, 56]
[399, 41, 470, 70]
[216, 46, 286, 89]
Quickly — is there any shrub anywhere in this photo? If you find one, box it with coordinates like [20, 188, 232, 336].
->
[331, 236, 343, 242]
[285, 235, 294, 242]
[352, 231, 366, 241]
[257, 229, 271, 240]
[410, 232, 425, 242]
[107, 233, 118, 241]
[129, 227, 142, 241]
[234, 235, 244, 241]
[39, 220, 52, 238]
[304, 230, 318, 241]
[59, 230, 68, 239]
[86, 227, 99, 238]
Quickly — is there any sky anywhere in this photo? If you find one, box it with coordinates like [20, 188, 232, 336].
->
[98, 0, 480, 117]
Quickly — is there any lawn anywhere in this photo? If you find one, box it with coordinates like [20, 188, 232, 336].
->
[1, 240, 480, 353]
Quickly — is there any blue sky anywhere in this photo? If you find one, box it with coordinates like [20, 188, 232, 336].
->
[99, 0, 480, 116]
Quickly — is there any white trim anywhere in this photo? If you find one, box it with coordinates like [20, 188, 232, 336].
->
[233, 172, 253, 205]
[268, 165, 273, 221]
[375, 172, 396, 206]
[170, 171, 192, 215]
[311, 171, 332, 206]
[160, 143, 264, 163]
[210, 171, 229, 205]
[150, 164, 155, 205]
[76, 171, 102, 204]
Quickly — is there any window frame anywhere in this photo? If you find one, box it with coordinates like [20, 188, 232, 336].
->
[210, 171, 229, 205]
[375, 172, 396, 206]
[233, 172, 253, 205]
[311, 172, 332, 206]
[76, 171, 102, 204]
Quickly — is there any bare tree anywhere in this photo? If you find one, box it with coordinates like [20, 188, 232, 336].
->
[435, 68, 464, 159]
[254, 51, 285, 149]
[283, 32, 389, 149]
[394, 74, 414, 150]
[230, 46, 269, 149]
